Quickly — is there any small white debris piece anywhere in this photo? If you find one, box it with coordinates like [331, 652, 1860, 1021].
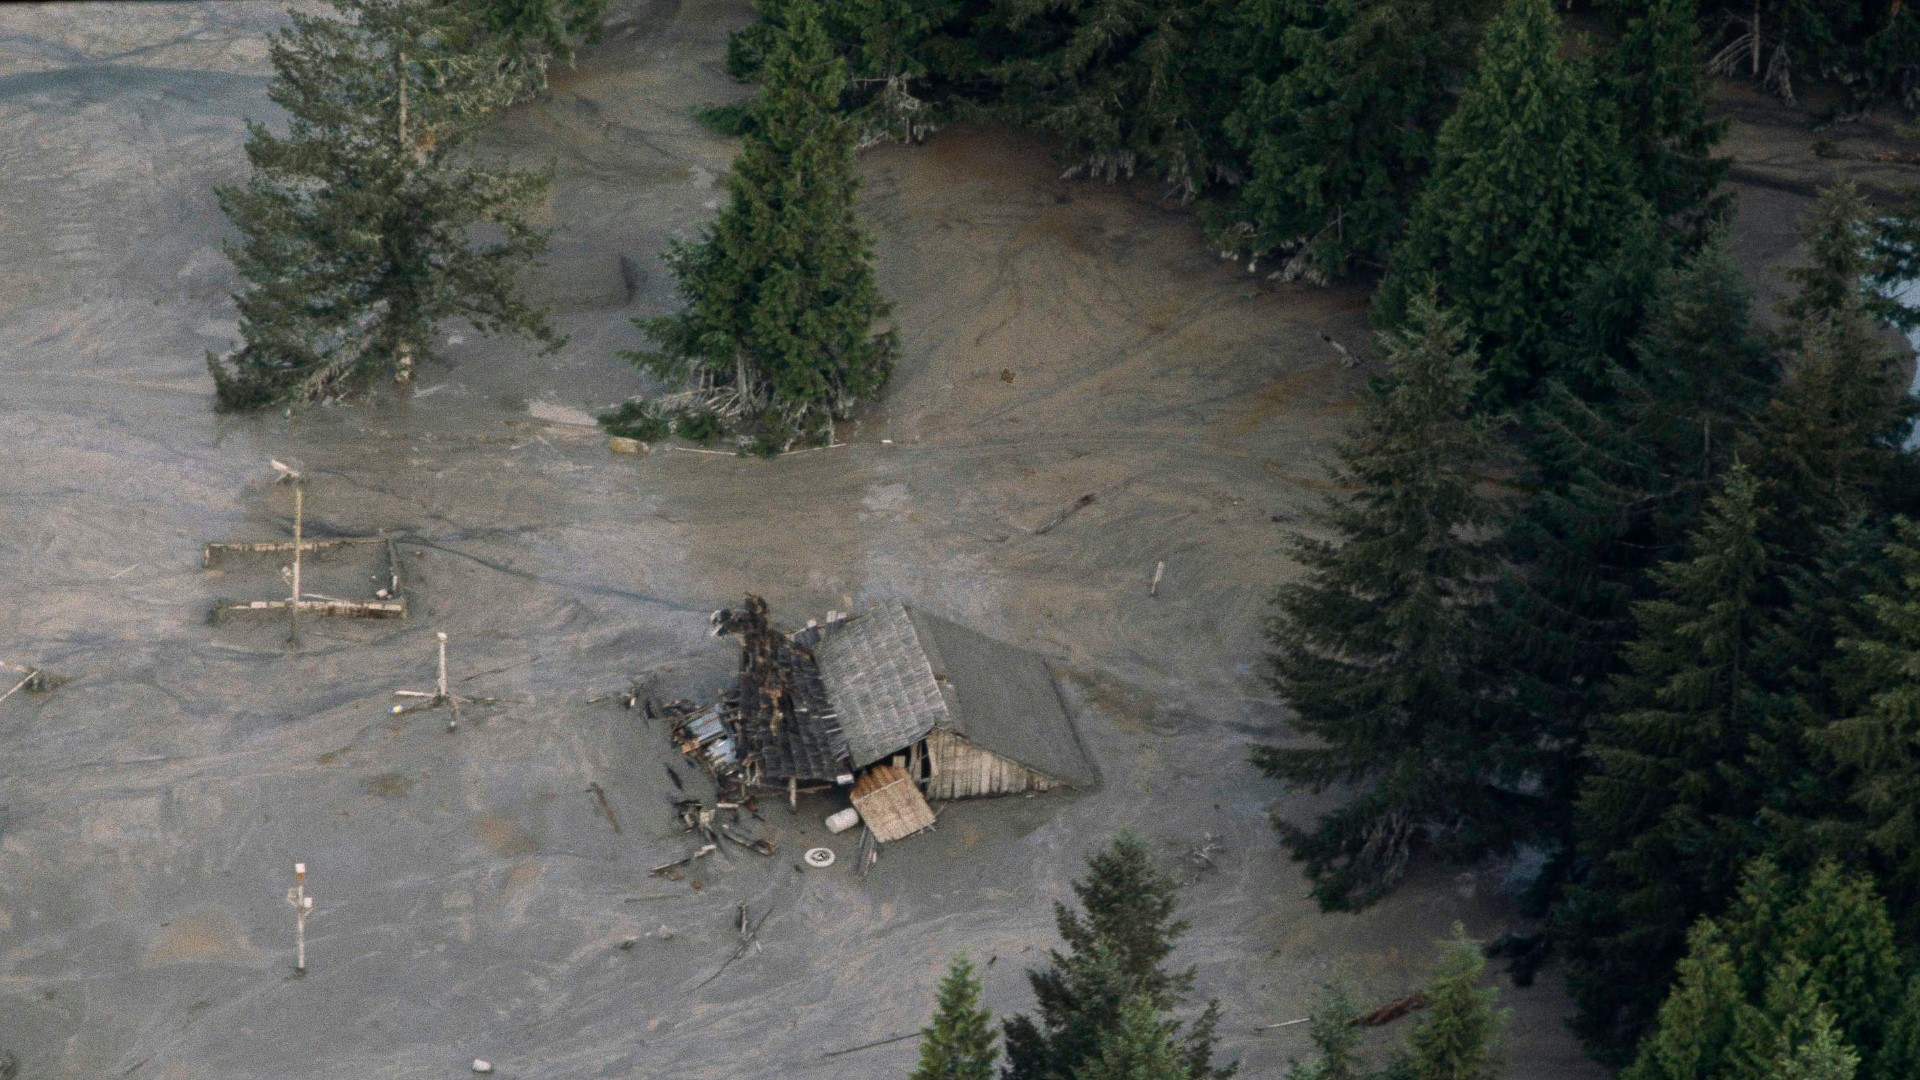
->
[804, 847, 836, 868]
[472, 1059, 493, 1074]
[825, 808, 860, 834]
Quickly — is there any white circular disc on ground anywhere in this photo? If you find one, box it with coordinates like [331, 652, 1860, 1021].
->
[804, 847, 836, 868]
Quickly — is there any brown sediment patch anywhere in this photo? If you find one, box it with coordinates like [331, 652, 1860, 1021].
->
[1232, 364, 1355, 434]
[474, 813, 541, 857]
[362, 772, 413, 799]
[145, 909, 257, 967]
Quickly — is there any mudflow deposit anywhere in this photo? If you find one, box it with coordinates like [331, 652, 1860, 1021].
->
[0, 1, 1887, 1077]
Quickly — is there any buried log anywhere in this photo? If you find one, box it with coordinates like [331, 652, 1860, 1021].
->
[1033, 493, 1096, 535]
[213, 597, 407, 620]
[202, 536, 388, 567]
[650, 844, 716, 876]
[586, 781, 623, 835]
[823, 1032, 923, 1058]
[1352, 991, 1427, 1028]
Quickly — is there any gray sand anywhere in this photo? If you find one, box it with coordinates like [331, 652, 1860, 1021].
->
[0, 2, 1846, 1077]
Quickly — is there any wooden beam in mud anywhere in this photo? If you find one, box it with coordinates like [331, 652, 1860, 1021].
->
[202, 536, 388, 568]
[212, 598, 407, 620]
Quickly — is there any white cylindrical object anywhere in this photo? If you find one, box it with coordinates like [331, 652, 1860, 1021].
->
[825, 808, 860, 834]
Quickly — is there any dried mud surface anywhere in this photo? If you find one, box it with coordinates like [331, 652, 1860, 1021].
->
[1, 2, 1892, 1078]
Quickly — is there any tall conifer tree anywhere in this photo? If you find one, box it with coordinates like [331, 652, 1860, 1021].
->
[1374, 0, 1660, 405]
[1598, 0, 1731, 250]
[1254, 292, 1512, 910]
[1218, 0, 1487, 282]
[210, 0, 560, 410]
[1821, 520, 1920, 923]
[1567, 464, 1789, 1060]
[1489, 233, 1778, 856]
[626, 0, 894, 444]
[987, 0, 1232, 198]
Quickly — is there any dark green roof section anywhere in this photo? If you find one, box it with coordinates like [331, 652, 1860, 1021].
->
[911, 608, 1097, 787]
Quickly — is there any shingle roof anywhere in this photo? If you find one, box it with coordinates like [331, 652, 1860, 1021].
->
[812, 604, 950, 769]
[907, 609, 1097, 788]
[812, 603, 1096, 787]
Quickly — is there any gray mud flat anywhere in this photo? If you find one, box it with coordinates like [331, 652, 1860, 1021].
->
[1, 3, 1841, 1078]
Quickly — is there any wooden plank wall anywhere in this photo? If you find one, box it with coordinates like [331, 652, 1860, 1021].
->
[923, 729, 1057, 800]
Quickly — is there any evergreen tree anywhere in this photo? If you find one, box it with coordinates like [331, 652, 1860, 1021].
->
[1777, 181, 1916, 349]
[1746, 289, 1914, 547]
[1487, 231, 1778, 861]
[1215, 0, 1488, 282]
[1821, 520, 1920, 920]
[986, 0, 1233, 198]
[1374, 0, 1661, 406]
[1253, 292, 1513, 911]
[1077, 994, 1194, 1080]
[1621, 921, 1746, 1080]
[1283, 980, 1367, 1080]
[1761, 1013, 1860, 1080]
[625, 0, 894, 446]
[1404, 926, 1505, 1080]
[1870, 184, 1920, 332]
[209, 0, 560, 410]
[1726, 960, 1833, 1080]
[1613, 858, 1905, 1080]
[473, 0, 610, 90]
[1002, 834, 1234, 1080]
[1567, 465, 1789, 1060]
[725, 0, 957, 145]
[1774, 861, 1903, 1063]
[1874, 976, 1920, 1080]
[1597, 0, 1731, 250]
[912, 954, 999, 1080]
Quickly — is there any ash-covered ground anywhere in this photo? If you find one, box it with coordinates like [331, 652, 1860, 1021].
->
[0, 2, 1852, 1077]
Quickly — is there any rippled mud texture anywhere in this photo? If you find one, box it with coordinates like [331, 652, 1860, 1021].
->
[1, 3, 1865, 1078]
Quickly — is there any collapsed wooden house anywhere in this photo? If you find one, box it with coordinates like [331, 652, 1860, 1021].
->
[699, 596, 1095, 843]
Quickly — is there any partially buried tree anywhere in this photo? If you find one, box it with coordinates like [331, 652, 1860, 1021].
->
[623, 0, 894, 451]
[1002, 833, 1234, 1080]
[911, 954, 999, 1080]
[1254, 291, 1512, 911]
[209, 0, 561, 411]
